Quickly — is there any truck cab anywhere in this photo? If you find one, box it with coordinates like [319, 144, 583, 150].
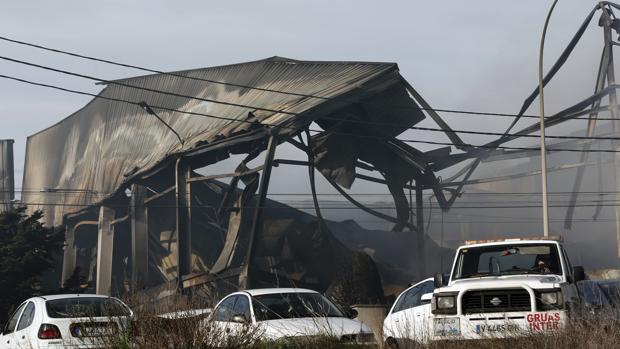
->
[430, 236, 584, 340]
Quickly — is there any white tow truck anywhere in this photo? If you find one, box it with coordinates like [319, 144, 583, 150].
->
[430, 236, 584, 340]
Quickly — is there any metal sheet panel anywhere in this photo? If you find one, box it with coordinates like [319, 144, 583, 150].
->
[21, 57, 418, 226]
[0, 139, 14, 213]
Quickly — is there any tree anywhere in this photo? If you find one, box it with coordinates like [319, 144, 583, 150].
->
[0, 206, 64, 327]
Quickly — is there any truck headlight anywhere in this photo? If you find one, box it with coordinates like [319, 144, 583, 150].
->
[437, 296, 455, 309]
[537, 289, 564, 310]
[540, 291, 563, 305]
[432, 293, 458, 314]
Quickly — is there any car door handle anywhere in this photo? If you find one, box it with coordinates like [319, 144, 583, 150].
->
[21, 336, 25, 339]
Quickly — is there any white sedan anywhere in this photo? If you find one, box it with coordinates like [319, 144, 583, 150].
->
[208, 288, 376, 345]
[0, 294, 133, 349]
[383, 278, 435, 347]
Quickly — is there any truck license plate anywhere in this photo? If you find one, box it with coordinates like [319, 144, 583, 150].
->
[434, 318, 461, 336]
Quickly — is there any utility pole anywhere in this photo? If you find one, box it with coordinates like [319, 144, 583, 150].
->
[538, 0, 558, 237]
[600, 8, 620, 262]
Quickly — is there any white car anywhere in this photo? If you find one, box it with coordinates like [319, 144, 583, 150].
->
[383, 277, 434, 347]
[0, 294, 133, 349]
[207, 288, 375, 345]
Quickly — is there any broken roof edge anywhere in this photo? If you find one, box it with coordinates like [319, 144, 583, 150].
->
[29, 57, 401, 140]
[97, 56, 399, 86]
[25, 85, 109, 140]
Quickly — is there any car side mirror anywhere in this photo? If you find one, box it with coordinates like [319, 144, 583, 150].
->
[343, 307, 359, 319]
[434, 273, 445, 288]
[573, 266, 586, 282]
[421, 293, 433, 304]
[231, 314, 248, 324]
[349, 308, 359, 319]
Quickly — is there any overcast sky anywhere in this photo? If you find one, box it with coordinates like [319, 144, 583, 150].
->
[0, 0, 610, 194]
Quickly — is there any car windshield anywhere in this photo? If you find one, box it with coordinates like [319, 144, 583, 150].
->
[452, 243, 562, 280]
[46, 297, 130, 318]
[252, 292, 344, 321]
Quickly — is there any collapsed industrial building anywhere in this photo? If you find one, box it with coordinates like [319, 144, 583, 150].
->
[19, 57, 458, 303]
[15, 3, 620, 304]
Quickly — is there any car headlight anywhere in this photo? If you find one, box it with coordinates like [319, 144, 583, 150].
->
[540, 291, 562, 305]
[437, 296, 456, 309]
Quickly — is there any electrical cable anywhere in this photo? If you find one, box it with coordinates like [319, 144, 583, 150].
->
[0, 55, 299, 116]
[8, 201, 620, 209]
[0, 35, 329, 100]
[3, 56, 620, 141]
[2, 73, 620, 153]
[6, 35, 620, 121]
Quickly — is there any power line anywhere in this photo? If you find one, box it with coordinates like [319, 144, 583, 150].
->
[310, 128, 620, 152]
[3, 56, 620, 143]
[0, 74, 255, 125]
[13, 194, 620, 205]
[7, 190, 619, 197]
[406, 124, 620, 141]
[3, 73, 620, 153]
[7, 189, 620, 197]
[423, 107, 620, 121]
[10, 187, 620, 196]
[3, 53, 620, 141]
[8, 201, 620, 209]
[0, 55, 299, 116]
[4, 35, 620, 122]
[0, 36, 329, 100]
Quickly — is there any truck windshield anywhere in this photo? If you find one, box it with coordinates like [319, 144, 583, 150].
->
[452, 243, 562, 280]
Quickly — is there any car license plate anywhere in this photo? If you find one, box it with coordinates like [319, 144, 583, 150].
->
[434, 317, 460, 336]
[73, 324, 115, 337]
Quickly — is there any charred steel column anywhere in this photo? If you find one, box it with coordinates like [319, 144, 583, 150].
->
[175, 159, 192, 290]
[61, 224, 76, 287]
[239, 135, 277, 289]
[96, 206, 115, 295]
[131, 184, 148, 289]
[416, 184, 426, 279]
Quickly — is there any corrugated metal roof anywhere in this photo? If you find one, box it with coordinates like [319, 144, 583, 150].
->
[22, 57, 415, 226]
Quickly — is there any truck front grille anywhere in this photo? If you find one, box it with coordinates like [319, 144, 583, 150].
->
[462, 289, 531, 314]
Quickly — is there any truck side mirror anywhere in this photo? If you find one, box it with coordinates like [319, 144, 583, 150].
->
[573, 266, 585, 282]
[434, 273, 445, 288]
